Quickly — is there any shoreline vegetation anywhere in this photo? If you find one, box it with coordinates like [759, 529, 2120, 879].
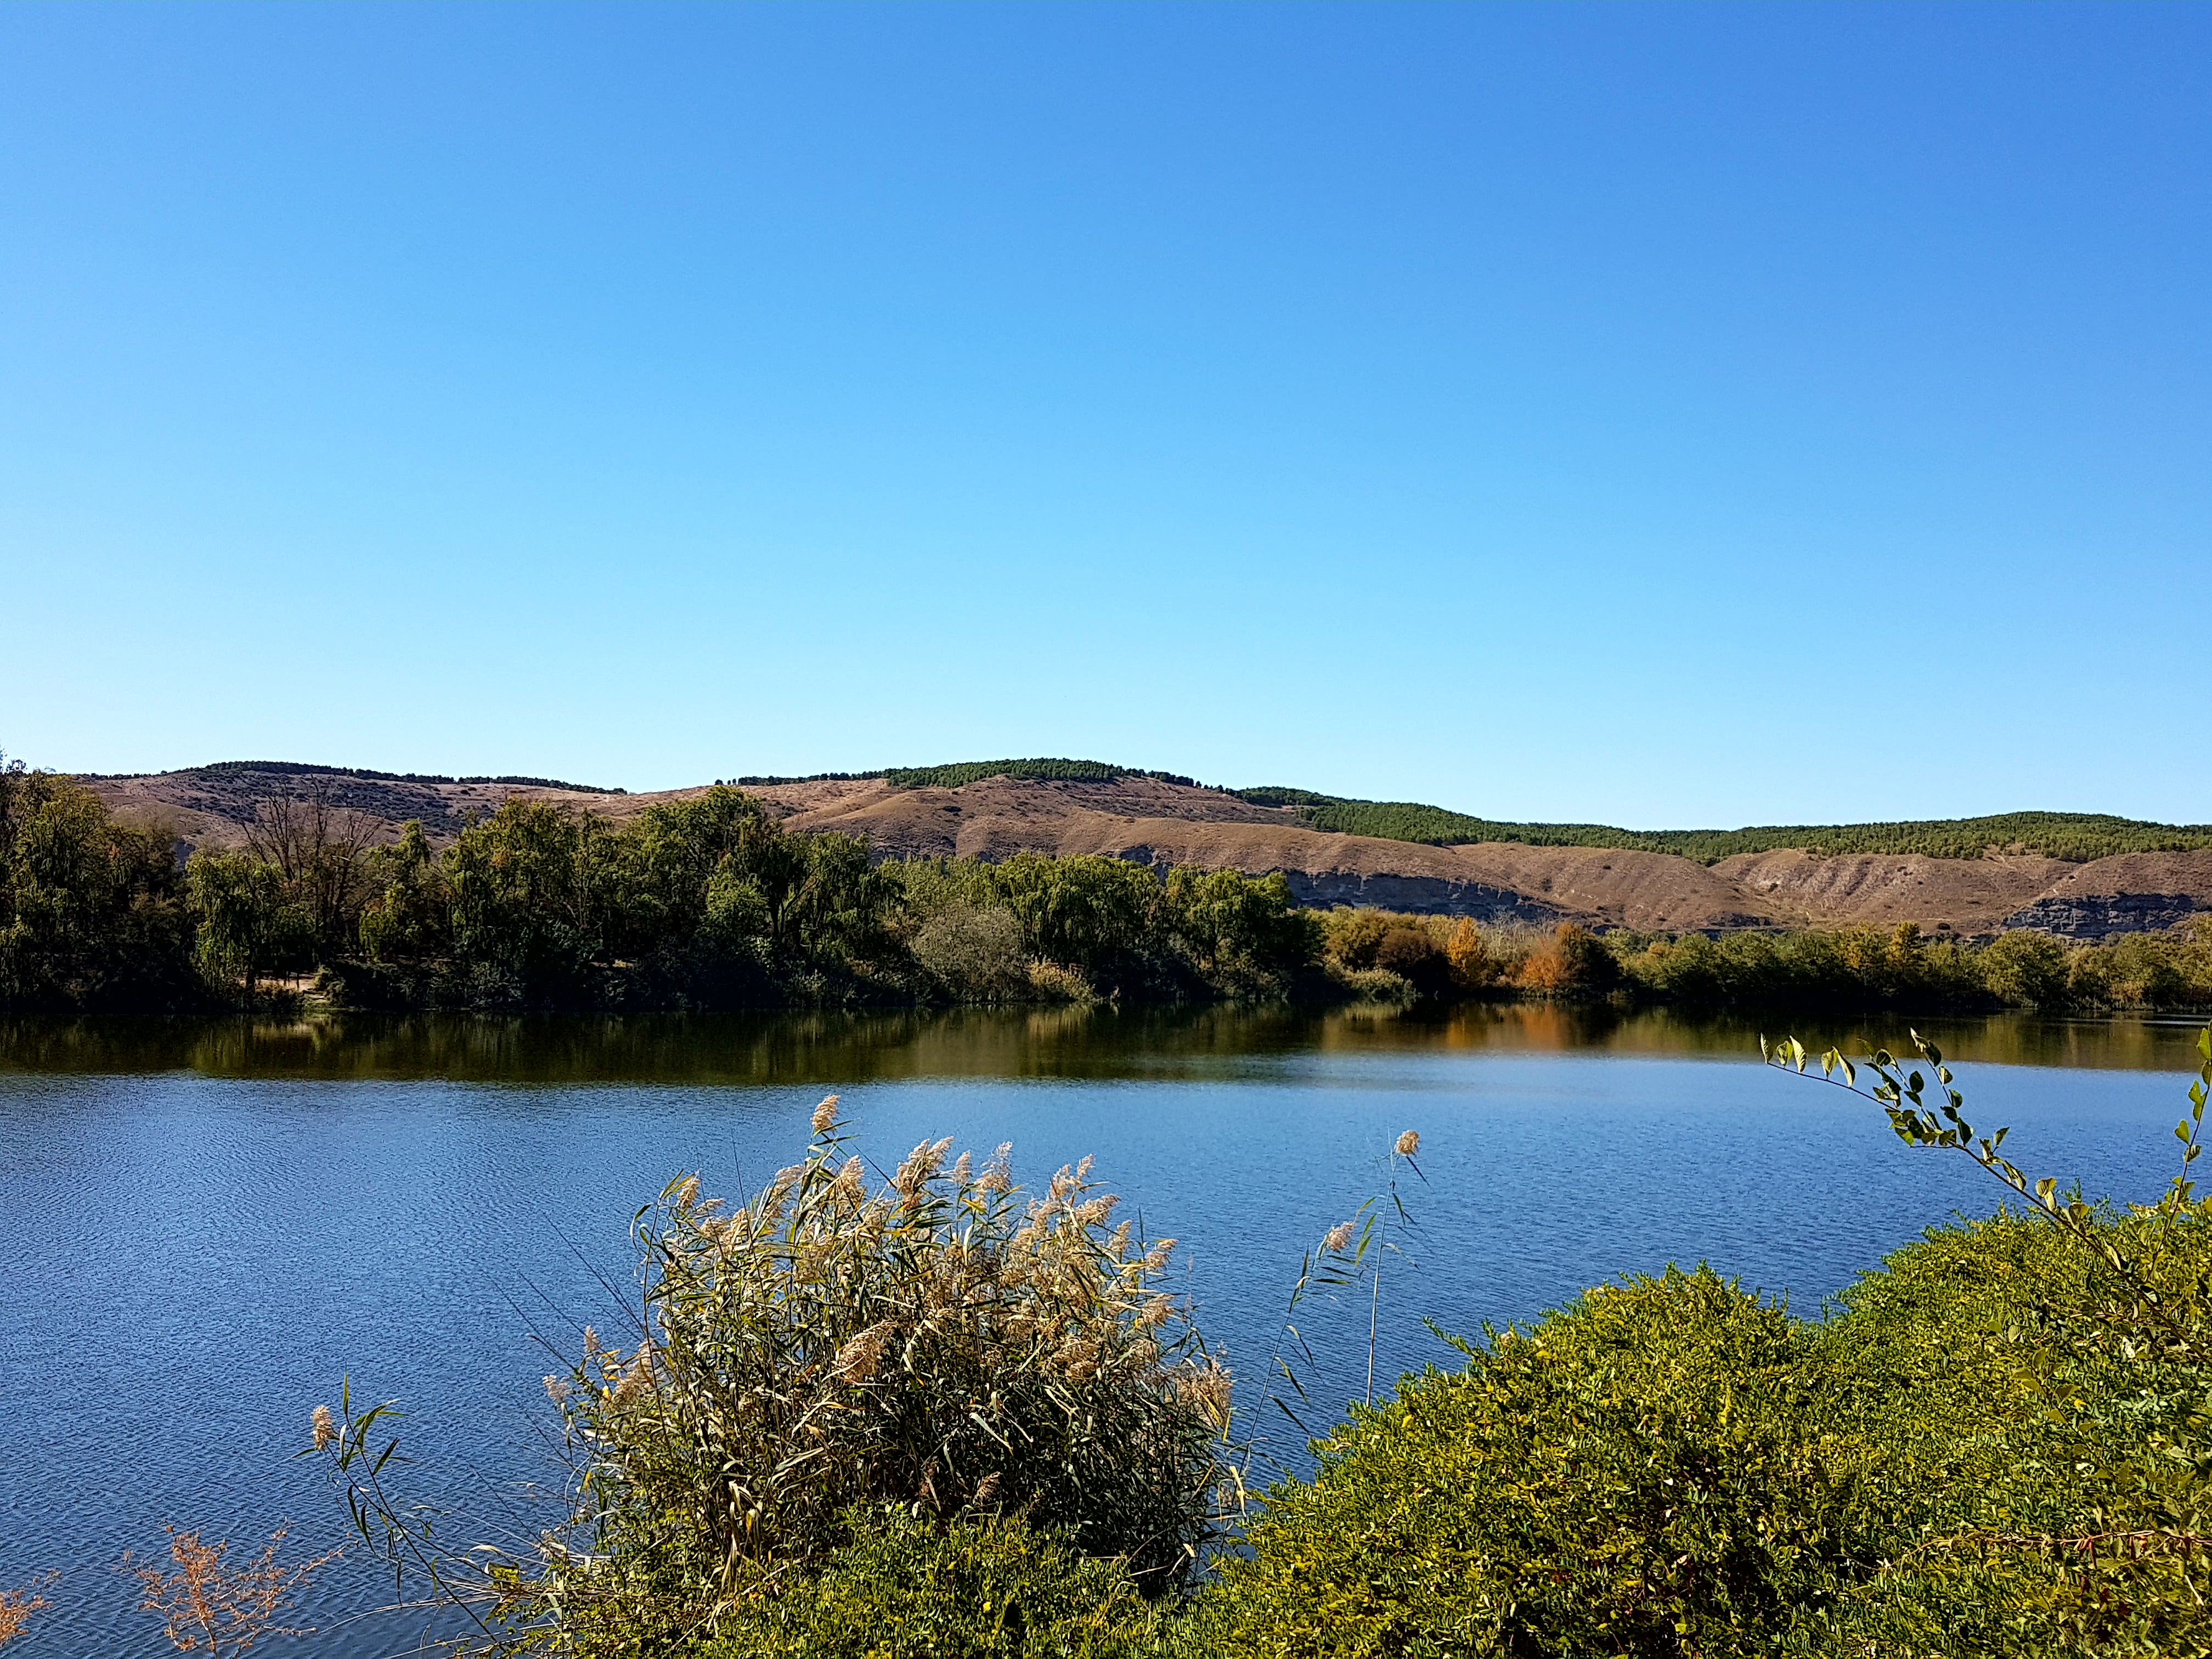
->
[5, 759, 2211, 1018]
[14, 1034, 2207, 1656]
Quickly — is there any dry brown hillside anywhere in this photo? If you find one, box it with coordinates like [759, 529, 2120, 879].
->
[78, 763, 2212, 941]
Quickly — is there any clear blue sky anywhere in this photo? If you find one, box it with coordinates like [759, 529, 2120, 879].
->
[3, 3, 2207, 828]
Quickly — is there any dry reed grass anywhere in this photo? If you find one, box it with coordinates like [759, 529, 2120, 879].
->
[496, 1094, 1229, 1651]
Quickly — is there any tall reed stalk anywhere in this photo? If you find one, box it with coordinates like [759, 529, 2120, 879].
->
[330, 1097, 1238, 1653]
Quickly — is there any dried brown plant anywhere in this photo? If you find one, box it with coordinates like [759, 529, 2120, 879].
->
[0, 1574, 55, 1647]
[126, 1527, 339, 1658]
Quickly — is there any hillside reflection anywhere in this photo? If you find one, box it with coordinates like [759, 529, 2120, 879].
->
[2, 1002, 2203, 1082]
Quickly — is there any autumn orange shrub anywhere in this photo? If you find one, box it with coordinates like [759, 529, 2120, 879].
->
[1515, 923, 1619, 997]
[1445, 917, 1494, 989]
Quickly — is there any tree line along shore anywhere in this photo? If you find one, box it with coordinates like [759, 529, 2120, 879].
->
[3, 760, 2208, 1016]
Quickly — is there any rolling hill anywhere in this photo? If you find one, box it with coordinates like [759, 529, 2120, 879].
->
[72, 757, 2212, 941]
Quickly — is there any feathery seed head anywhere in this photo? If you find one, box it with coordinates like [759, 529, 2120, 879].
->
[829, 1159, 867, 1214]
[811, 1094, 842, 1136]
[1324, 1221, 1357, 1254]
[1177, 1361, 1233, 1426]
[1396, 1130, 1421, 1158]
[311, 1404, 337, 1451]
[611, 1342, 654, 1408]
[832, 1320, 897, 1382]
[1074, 1193, 1119, 1228]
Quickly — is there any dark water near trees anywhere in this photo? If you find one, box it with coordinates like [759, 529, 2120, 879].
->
[3, 1005, 2207, 1656]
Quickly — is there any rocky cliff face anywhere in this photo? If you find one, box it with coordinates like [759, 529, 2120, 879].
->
[2001, 893, 2208, 938]
[1995, 853, 2212, 939]
[1277, 869, 1567, 924]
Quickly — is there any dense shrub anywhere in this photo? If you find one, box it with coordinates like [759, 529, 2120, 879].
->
[907, 902, 1031, 1000]
[699, 1509, 1170, 1659]
[1194, 1267, 1875, 1658]
[1607, 920, 2071, 1014]
[1517, 921, 1621, 997]
[2071, 927, 2212, 1011]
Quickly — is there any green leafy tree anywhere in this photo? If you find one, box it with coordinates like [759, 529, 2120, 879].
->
[995, 853, 1163, 990]
[187, 850, 309, 997]
[0, 762, 198, 1010]
[357, 821, 453, 964]
[442, 800, 618, 1006]
[1980, 927, 2072, 1007]
[1163, 867, 1319, 988]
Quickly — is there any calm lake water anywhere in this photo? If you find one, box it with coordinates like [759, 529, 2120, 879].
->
[3, 1003, 2208, 1657]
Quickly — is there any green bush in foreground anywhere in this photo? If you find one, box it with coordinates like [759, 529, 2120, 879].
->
[1192, 1267, 1877, 1658]
[699, 1509, 1170, 1659]
[1187, 1030, 2212, 1658]
[1192, 1215, 2212, 1658]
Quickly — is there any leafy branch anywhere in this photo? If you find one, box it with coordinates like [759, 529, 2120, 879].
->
[1761, 1024, 2212, 1356]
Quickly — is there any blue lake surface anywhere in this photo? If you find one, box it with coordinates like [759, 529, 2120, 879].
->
[2, 1004, 2206, 1656]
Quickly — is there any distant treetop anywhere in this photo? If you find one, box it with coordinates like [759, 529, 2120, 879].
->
[97, 760, 629, 795]
[1227, 790, 2212, 865]
[885, 758, 1202, 790]
[732, 771, 883, 786]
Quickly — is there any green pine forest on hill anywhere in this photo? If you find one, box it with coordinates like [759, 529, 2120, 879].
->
[868, 756, 2212, 864]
